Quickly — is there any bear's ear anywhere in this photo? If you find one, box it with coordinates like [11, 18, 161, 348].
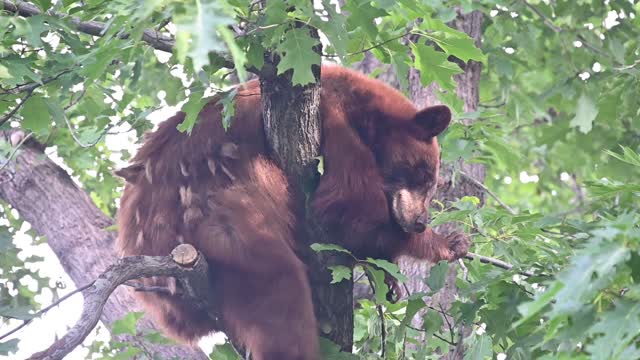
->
[413, 105, 452, 139]
[114, 163, 144, 183]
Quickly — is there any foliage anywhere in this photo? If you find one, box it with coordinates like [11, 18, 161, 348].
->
[1, 0, 639, 359]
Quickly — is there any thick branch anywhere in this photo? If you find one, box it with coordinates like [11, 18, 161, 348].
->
[27, 244, 217, 360]
[0, 132, 208, 359]
[2, 1, 171, 52]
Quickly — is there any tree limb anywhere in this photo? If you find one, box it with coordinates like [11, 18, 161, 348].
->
[2, 1, 170, 51]
[465, 252, 537, 277]
[459, 170, 517, 215]
[0, 69, 73, 126]
[0, 282, 94, 343]
[26, 244, 217, 360]
[0, 132, 208, 359]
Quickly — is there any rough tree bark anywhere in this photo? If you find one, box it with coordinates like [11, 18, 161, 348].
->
[353, 10, 484, 359]
[259, 33, 354, 350]
[0, 139, 208, 359]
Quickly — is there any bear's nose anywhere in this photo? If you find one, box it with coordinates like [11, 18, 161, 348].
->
[414, 216, 428, 233]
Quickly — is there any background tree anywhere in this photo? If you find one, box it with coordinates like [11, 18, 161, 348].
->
[1, 0, 640, 359]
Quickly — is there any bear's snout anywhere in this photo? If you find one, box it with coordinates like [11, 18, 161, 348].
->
[392, 189, 428, 234]
[414, 213, 429, 233]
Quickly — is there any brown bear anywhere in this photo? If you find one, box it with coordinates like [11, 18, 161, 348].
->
[115, 64, 469, 360]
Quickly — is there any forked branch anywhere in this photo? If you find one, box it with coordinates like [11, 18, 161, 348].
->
[22, 244, 218, 360]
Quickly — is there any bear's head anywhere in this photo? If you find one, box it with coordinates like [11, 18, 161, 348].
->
[376, 105, 451, 235]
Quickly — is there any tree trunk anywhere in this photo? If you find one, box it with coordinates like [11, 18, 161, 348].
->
[0, 139, 208, 359]
[405, 10, 484, 359]
[353, 10, 484, 359]
[259, 43, 354, 349]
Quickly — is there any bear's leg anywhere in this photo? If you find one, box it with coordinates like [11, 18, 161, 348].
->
[193, 211, 319, 359]
[216, 251, 319, 360]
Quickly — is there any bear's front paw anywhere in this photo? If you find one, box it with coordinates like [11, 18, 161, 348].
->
[445, 230, 470, 260]
[384, 272, 403, 303]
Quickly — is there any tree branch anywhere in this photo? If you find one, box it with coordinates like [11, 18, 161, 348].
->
[1, 1, 234, 69]
[0, 69, 73, 126]
[521, 0, 561, 33]
[465, 252, 537, 277]
[520, 0, 621, 65]
[2, 1, 170, 52]
[459, 170, 517, 215]
[0, 133, 208, 359]
[26, 244, 217, 360]
[0, 282, 94, 343]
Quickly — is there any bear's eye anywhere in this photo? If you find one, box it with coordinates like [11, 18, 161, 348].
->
[386, 161, 433, 188]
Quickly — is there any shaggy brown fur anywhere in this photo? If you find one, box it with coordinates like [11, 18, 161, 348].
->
[115, 64, 469, 360]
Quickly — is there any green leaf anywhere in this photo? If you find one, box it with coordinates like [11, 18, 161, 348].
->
[246, 42, 265, 71]
[586, 300, 640, 359]
[217, 89, 237, 131]
[0, 305, 34, 320]
[143, 331, 174, 345]
[367, 267, 390, 304]
[0, 65, 11, 79]
[209, 342, 242, 360]
[344, 1, 388, 38]
[319, 337, 360, 359]
[111, 312, 144, 335]
[328, 265, 352, 284]
[219, 27, 247, 82]
[0, 339, 19, 356]
[411, 43, 463, 91]
[315, 155, 324, 175]
[21, 95, 50, 134]
[424, 261, 449, 292]
[428, 32, 486, 63]
[34, 0, 53, 10]
[569, 94, 598, 134]
[364, 258, 408, 283]
[309, 243, 352, 255]
[422, 308, 444, 339]
[0, 231, 12, 251]
[514, 281, 564, 327]
[275, 28, 321, 86]
[177, 89, 211, 133]
[605, 146, 640, 167]
[312, 0, 348, 58]
[464, 333, 493, 360]
[174, 0, 234, 71]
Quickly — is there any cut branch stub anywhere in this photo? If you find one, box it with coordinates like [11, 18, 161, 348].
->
[26, 244, 219, 360]
[172, 243, 199, 267]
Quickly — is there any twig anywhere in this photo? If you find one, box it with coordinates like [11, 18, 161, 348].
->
[25, 244, 219, 360]
[323, 30, 414, 59]
[388, 313, 457, 346]
[377, 305, 386, 357]
[0, 282, 94, 342]
[439, 303, 455, 345]
[0, 69, 73, 127]
[0, 70, 73, 96]
[519, 0, 622, 66]
[464, 252, 536, 277]
[0, 91, 33, 126]
[457, 258, 468, 282]
[521, 0, 561, 32]
[0, 131, 33, 173]
[459, 170, 517, 215]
